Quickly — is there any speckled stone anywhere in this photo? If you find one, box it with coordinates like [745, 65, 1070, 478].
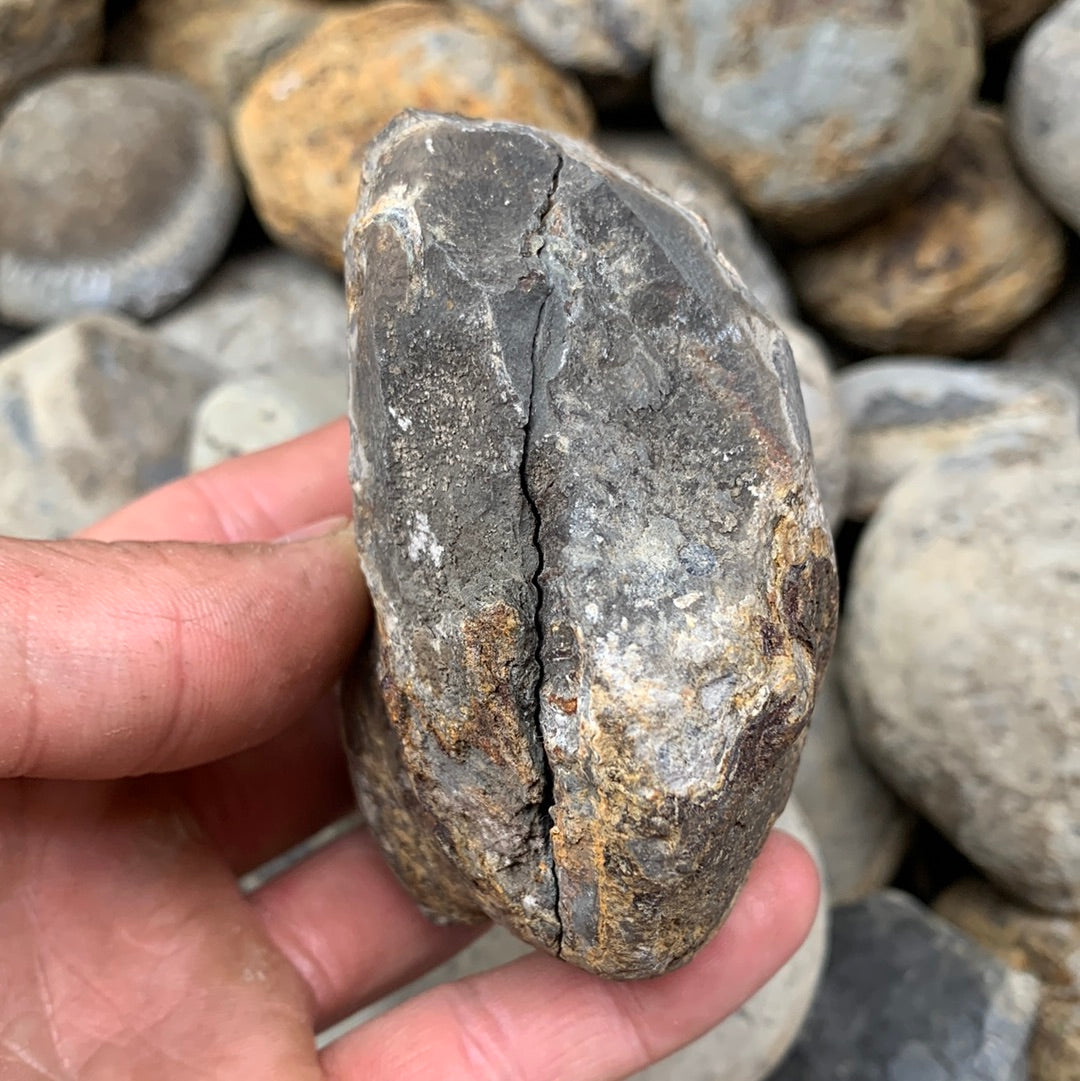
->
[653, 0, 981, 241]
[0, 0, 104, 109]
[1006, 280, 1080, 400]
[109, 0, 322, 115]
[187, 372, 342, 471]
[328, 800, 828, 1080]
[155, 249, 347, 379]
[598, 131, 795, 318]
[233, 0, 595, 269]
[0, 70, 242, 327]
[772, 890, 1040, 1081]
[975, 0, 1055, 43]
[842, 439, 1080, 912]
[1009, 0, 1080, 237]
[936, 877, 1080, 1081]
[0, 314, 215, 538]
[792, 107, 1067, 356]
[837, 356, 1080, 519]
[344, 112, 837, 978]
[448, 0, 661, 76]
[793, 667, 913, 905]
[778, 319, 849, 530]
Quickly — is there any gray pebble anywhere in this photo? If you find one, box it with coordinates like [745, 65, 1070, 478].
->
[0, 70, 242, 326]
[1009, 0, 1080, 236]
[0, 313, 215, 538]
[842, 439, 1080, 912]
[771, 890, 1040, 1081]
[1006, 279, 1080, 400]
[793, 666, 913, 905]
[187, 372, 343, 472]
[837, 356, 1080, 520]
[653, 0, 981, 240]
[156, 249, 347, 380]
[598, 131, 794, 318]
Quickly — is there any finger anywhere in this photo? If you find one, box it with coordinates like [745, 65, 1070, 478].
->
[173, 692, 355, 875]
[0, 529, 369, 779]
[319, 831, 819, 1081]
[79, 417, 352, 543]
[250, 827, 487, 1030]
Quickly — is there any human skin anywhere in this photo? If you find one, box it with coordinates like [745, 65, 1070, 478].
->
[0, 417, 818, 1080]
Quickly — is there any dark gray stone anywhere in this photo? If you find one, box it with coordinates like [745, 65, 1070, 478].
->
[343, 111, 838, 979]
[1006, 280, 1080, 401]
[771, 890, 1040, 1081]
[0, 70, 242, 326]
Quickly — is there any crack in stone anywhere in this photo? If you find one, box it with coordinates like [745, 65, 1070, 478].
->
[521, 153, 563, 952]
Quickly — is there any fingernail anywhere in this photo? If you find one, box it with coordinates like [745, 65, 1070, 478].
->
[273, 515, 351, 544]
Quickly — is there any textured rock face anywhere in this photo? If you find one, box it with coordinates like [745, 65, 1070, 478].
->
[772, 891, 1041, 1081]
[792, 107, 1067, 356]
[653, 0, 981, 241]
[842, 440, 1080, 912]
[0, 314, 215, 538]
[598, 132, 794, 319]
[344, 112, 838, 978]
[0, 0, 104, 108]
[837, 357, 1080, 519]
[0, 70, 241, 326]
[233, 0, 595, 269]
[1009, 0, 1080, 236]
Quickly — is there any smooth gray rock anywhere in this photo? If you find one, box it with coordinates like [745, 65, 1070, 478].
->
[1009, 0, 1080, 236]
[449, 0, 661, 75]
[837, 356, 1080, 520]
[0, 70, 242, 326]
[842, 440, 1080, 913]
[344, 111, 838, 979]
[793, 666, 912, 905]
[1006, 280, 1080, 401]
[322, 801, 829, 1081]
[156, 249, 347, 379]
[598, 132, 794, 318]
[653, 0, 981, 240]
[771, 890, 1040, 1081]
[0, 314, 215, 538]
[187, 372, 343, 471]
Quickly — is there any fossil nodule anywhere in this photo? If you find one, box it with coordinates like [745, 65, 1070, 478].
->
[343, 111, 838, 979]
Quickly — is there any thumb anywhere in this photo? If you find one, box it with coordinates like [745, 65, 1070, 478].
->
[0, 524, 369, 780]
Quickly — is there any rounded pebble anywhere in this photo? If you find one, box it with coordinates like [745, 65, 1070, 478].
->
[0, 70, 242, 326]
[842, 439, 1080, 913]
[792, 107, 1067, 356]
[233, 0, 595, 268]
[653, 0, 981, 240]
[1008, 0, 1080, 236]
[837, 356, 1080, 519]
[1006, 280, 1080, 399]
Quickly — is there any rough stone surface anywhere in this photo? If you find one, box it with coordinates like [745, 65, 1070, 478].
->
[0, 314, 216, 538]
[792, 107, 1067, 356]
[936, 877, 1080, 1081]
[598, 131, 794, 318]
[326, 801, 828, 1080]
[794, 666, 912, 905]
[110, 0, 323, 115]
[772, 890, 1041, 1081]
[975, 0, 1054, 43]
[0, 70, 242, 327]
[842, 440, 1080, 913]
[653, 0, 981, 241]
[1006, 281, 1080, 401]
[344, 112, 838, 979]
[448, 0, 661, 76]
[187, 372, 342, 471]
[233, 0, 595, 269]
[778, 319, 849, 529]
[156, 249, 347, 379]
[0, 0, 104, 109]
[837, 356, 1080, 520]
[1009, 0, 1080, 236]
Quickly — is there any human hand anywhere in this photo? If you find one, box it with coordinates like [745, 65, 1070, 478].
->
[0, 418, 819, 1081]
